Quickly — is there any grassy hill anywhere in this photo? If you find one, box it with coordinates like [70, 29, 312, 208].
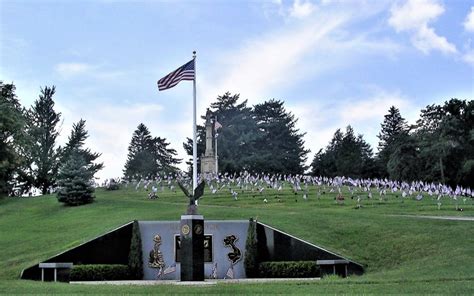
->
[0, 184, 473, 294]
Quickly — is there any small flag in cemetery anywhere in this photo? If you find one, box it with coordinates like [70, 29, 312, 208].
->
[163, 263, 176, 275]
[225, 265, 234, 279]
[157, 59, 195, 91]
[214, 120, 222, 131]
[210, 262, 217, 279]
[157, 266, 163, 279]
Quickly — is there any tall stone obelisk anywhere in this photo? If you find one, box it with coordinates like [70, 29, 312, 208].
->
[200, 109, 216, 175]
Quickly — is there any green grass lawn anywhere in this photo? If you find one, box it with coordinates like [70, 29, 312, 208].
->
[0, 184, 473, 294]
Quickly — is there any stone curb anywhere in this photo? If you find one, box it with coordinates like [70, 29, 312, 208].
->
[70, 278, 321, 286]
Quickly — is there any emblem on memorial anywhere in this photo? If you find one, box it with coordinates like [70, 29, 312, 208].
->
[194, 224, 203, 235]
[181, 224, 190, 235]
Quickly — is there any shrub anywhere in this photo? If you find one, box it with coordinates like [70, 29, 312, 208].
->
[106, 179, 120, 191]
[56, 151, 95, 206]
[244, 217, 259, 277]
[128, 220, 143, 279]
[69, 264, 131, 281]
[259, 261, 319, 278]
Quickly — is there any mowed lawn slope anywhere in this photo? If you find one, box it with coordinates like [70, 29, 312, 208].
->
[0, 185, 473, 294]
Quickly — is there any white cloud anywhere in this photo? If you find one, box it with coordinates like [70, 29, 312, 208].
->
[462, 49, 474, 66]
[55, 62, 125, 81]
[199, 8, 401, 109]
[55, 63, 93, 77]
[263, 0, 317, 20]
[388, 0, 457, 54]
[200, 13, 349, 107]
[338, 88, 413, 123]
[289, 87, 417, 166]
[55, 101, 190, 182]
[465, 7, 474, 32]
[289, 0, 317, 19]
[411, 26, 457, 54]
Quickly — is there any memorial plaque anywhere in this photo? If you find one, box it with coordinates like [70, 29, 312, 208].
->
[175, 235, 212, 262]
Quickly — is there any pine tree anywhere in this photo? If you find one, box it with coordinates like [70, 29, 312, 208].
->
[210, 92, 259, 173]
[56, 151, 95, 206]
[244, 218, 259, 278]
[61, 119, 103, 177]
[377, 106, 408, 177]
[26, 86, 62, 194]
[124, 123, 180, 180]
[183, 125, 206, 175]
[311, 126, 374, 178]
[128, 220, 143, 279]
[253, 99, 309, 174]
[387, 132, 420, 182]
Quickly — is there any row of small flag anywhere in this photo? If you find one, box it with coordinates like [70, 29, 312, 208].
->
[156, 263, 235, 279]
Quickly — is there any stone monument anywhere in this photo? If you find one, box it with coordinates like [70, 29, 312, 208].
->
[200, 109, 216, 175]
[177, 181, 205, 281]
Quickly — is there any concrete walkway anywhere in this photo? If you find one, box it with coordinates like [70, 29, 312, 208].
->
[71, 278, 321, 286]
[389, 215, 474, 221]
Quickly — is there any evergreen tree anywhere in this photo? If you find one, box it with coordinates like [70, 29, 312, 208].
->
[244, 218, 259, 278]
[0, 82, 28, 195]
[387, 132, 420, 181]
[186, 94, 309, 175]
[124, 123, 154, 180]
[377, 106, 408, 177]
[414, 99, 473, 186]
[62, 119, 103, 177]
[182, 124, 206, 175]
[311, 126, 374, 178]
[124, 123, 180, 180]
[253, 99, 309, 174]
[209, 92, 259, 173]
[312, 129, 343, 177]
[56, 150, 95, 206]
[128, 220, 143, 279]
[26, 86, 62, 194]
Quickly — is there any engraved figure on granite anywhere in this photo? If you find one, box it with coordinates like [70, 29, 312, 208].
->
[148, 234, 165, 269]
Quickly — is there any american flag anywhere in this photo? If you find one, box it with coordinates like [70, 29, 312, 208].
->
[225, 265, 234, 279]
[157, 59, 195, 91]
[210, 262, 218, 279]
[214, 120, 222, 131]
[157, 266, 163, 279]
[163, 263, 176, 275]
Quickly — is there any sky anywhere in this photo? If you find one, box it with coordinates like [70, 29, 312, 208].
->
[1, 0, 473, 182]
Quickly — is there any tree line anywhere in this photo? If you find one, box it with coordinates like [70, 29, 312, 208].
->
[312, 100, 473, 187]
[182, 93, 472, 188]
[182, 92, 309, 176]
[0, 82, 103, 204]
[2, 81, 472, 201]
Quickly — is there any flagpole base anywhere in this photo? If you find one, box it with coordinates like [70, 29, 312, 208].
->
[180, 215, 204, 281]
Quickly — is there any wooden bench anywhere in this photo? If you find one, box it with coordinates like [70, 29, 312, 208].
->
[38, 262, 73, 282]
[316, 259, 349, 277]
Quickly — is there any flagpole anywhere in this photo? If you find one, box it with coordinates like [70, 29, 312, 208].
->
[192, 51, 198, 195]
[215, 115, 218, 174]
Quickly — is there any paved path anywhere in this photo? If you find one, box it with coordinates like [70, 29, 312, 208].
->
[389, 215, 474, 221]
[71, 278, 321, 286]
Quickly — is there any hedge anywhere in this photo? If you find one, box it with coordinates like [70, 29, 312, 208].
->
[259, 261, 319, 278]
[69, 264, 131, 281]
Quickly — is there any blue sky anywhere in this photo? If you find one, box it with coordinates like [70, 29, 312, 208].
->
[1, 0, 473, 181]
